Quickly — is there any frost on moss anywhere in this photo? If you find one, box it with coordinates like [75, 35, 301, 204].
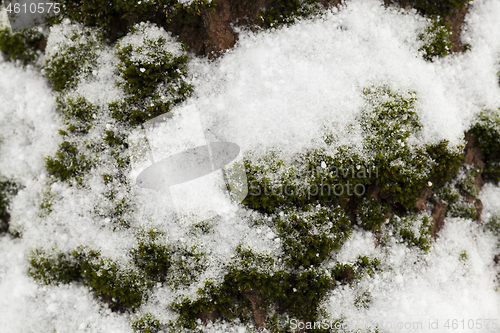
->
[0, 27, 44, 65]
[29, 247, 152, 312]
[471, 109, 500, 183]
[45, 141, 93, 183]
[418, 18, 453, 61]
[272, 204, 352, 268]
[414, 0, 471, 17]
[259, 0, 324, 28]
[243, 86, 462, 213]
[356, 197, 389, 231]
[0, 177, 19, 233]
[45, 0, 215, 40]
[112, 23, 192, 125]
[44, 23, 105, 92]
[389, 213, 433, 252]
[132, 313, 162, 333]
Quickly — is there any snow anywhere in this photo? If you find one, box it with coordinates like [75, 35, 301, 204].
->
[1, 0, 500, 331]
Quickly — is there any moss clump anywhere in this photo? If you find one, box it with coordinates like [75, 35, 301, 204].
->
[132, 235, 171, 282]
[259, 0, 323, 28]
[46, 0, 215, 41]
[426, 140, 463, 188]
[112, 23, 193, 125]
[243, 86, 462, 213]
[44, 23, 105, 92]
[434, 184, 460, 205]
[273, 204, 352, 268]
[0, 177, 18, 233]
[418, 18, 453, 61]
[458, 167, 480, 197]
[332, 255, 381, 284]
[389, 213, 432, 252]
[361, 86, 431, 210]
[414, 0, 471, 18]
[174, 247, 336, 328]
[29, 248, 151, 311]
[470, 109, 500, 182]
[56, 95, 98, 134]
[356, 197, 389, 231]
[0, 28, 44, 65]
[46, 141, 93, 183]
[28, 249, 84, 285]
[448, 201, 477, 220]
[167, 245, 207, 288]
[132, 313, 162, 333]
[81, 256, 151, 311]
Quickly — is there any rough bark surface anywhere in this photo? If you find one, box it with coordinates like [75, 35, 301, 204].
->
[430, 198, 447, 239]
[243, 291, 267, 329]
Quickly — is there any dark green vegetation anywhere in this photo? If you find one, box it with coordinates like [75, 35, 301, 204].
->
[45, 0, 215, 41]
[0, 177, 18, 233]
[44, 25, 105, 92]
[414, 0, 471, 18]
[0, 0, 493, 330]
[259, 0, 324, 28]
[243, 86, 463, 214]
[471, 109, 500, 183]
[418, 18, 453, 61]
[0, 27, 44, 65]
[29, 247, 152, 311]
[113, 24, 193, 125]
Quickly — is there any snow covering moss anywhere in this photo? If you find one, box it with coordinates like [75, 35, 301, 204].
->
[471, 108, 500, 182]
[418, 18, 453, 61]
[46, 0, 215, 39]
[113, 23, 192, 125]
[356, 197, 389, 231]
[0, 177, 18, 233]
[44, 23, 105, 92]
[259, 0, 325, 28]
[29, 247, 152, 311]
[414, 0, 471, 17]
[0, 27, 44, 65]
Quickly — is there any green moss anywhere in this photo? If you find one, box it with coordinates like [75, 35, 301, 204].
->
[0, 27, 44, 65]
[0, 177, 18, 232]
[46, 0, 214, 40]
[46, 141, 93, 183]
[81, 255, 151, 311]
[389, 213, 432, 252]
[458, 167, 480, 197]
[132, 240, 171, 283]
[448, 201, 477, 220]
[273, 204, 351, 268]
[434, 184, 460, 205]
[414, 0, 471, 18]
[243, 86, 454, 213]
[132, 313, 161, 333]
[259, 0, 323, 28]
[44, 25, 104, 92]
[28, 249, 84, 285]
[356, 198, 389, 231]
[112, 24, 193, 125]
[470, 109, 500, 182]
[361, 86, 431, 209]
[418, 18, 453, 61]
[332, 255, 381, 284]
[29, 248, 151, 311]
[426, 140, 463, 187]
[167, 244, 207, 288]
[173, 244, 338, 329]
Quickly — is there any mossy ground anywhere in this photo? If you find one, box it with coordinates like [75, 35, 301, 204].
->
[0, 0, 496, 331]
